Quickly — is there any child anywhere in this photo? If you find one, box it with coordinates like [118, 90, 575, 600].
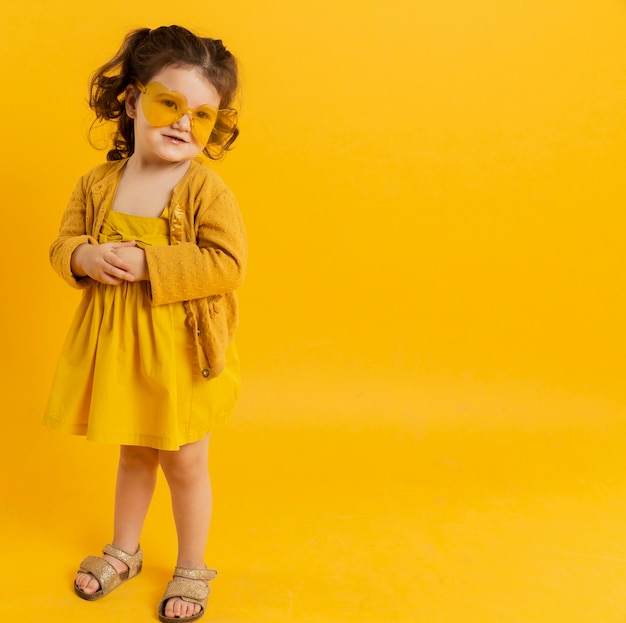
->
[43, 25, 247, 622]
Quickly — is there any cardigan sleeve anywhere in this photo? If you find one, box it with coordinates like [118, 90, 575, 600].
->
[145, 186, 247, 306]
[49, 176, 98, 289]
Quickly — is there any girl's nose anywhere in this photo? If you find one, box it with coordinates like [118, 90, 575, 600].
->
[172, 111, 193, 131]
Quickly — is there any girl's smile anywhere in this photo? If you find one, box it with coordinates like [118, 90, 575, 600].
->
[163, 133, 188, 145]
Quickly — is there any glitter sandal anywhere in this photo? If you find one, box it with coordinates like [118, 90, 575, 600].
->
[74, 544, 143, 601]
[158, 567, 217, 622]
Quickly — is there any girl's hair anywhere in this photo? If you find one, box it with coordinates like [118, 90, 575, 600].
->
[89, 25, 239, 160]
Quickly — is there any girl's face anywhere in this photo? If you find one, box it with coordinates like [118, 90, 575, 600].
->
[126, 65, 221, 165]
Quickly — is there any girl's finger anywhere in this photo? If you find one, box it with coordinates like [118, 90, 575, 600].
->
[106, 254, 133, 272]
[112, 240, 137, 249]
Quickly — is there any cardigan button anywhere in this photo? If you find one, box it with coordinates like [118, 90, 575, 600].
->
[202, 369, 210, 378]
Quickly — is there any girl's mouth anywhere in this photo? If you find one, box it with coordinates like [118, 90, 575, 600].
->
[164, 134, 186, 144]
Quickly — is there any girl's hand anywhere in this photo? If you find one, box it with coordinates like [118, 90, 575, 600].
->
[71, 241, 138, 285]
[113, 245, 149, 282]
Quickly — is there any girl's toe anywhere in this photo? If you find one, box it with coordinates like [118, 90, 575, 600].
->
[165, 597, 180, 618]
[165, 597, 201, 619]
[75, 572, 95, 593]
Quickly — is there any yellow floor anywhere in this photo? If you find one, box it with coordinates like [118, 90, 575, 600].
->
[3, 2, 626, 621]
[4, 373, 626, 622]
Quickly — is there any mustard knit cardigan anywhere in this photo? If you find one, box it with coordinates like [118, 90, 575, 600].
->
[50, 159, 248, 380]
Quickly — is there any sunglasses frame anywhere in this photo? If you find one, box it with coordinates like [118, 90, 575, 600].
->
[135, 81, 237, 148]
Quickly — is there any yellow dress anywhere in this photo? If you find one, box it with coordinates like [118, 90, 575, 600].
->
[44, 208, 240, 451]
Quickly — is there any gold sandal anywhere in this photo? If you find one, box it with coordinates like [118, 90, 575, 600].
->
[158, 567, 217, 622]
[74, 544, 143, 601]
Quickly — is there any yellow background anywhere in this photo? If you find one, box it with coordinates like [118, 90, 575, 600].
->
[3, 1, 626, 622]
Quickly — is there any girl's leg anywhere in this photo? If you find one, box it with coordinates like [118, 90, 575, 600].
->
[159, 434, 212, 619]
[76, 445, 159, 594]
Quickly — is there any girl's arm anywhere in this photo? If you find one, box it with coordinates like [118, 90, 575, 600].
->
[50, 174, 139, 286]
[144, 186, 247, 306]
[50, 176, 94, 288]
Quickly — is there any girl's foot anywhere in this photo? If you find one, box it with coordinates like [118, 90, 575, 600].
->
[158, 567, 216, 622]
[75, 553, 129, 594]
[163, 588, 203, 618]
[74, 544, 143, 601]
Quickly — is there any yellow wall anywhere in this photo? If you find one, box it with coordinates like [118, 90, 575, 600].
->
[5, 3, 626, 621]
[3, 1, 626, 451]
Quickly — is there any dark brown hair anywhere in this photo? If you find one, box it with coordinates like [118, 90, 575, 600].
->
[89, 25, 239, 160]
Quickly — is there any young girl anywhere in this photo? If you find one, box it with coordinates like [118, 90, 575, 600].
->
[43, 25, 247, 622]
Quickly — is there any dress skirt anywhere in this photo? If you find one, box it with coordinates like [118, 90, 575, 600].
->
[43, 210, 240, 451]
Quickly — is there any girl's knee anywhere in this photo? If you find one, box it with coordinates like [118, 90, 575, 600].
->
[159, 437, 209, 483]
[119, 445, 160, 472]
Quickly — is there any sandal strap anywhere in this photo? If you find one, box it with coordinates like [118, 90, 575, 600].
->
[173, 567, 217, 583]
[78, 555, 126, 595]
[161, 577, 210, 608]
[103, 544, 143, 577]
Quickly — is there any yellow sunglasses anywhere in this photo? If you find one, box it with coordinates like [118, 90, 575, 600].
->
[137, 81, 237, 147]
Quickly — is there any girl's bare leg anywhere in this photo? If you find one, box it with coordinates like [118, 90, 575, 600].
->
[76, 445, 159, 593]
[159, 434, 212, 619]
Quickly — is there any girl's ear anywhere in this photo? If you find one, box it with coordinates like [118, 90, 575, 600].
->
[125, 85, 138, 119]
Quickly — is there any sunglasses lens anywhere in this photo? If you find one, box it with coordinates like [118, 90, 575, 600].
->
[190, 107, 219, 146]
[140, 84, 187, 127]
